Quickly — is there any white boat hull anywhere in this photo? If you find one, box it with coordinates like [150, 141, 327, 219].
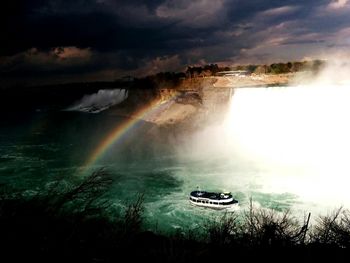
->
[189, 199, 238, 210]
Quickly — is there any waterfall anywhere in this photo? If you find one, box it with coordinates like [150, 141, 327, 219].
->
[222, 85, 350, 206]
[66, 89, 128, 113]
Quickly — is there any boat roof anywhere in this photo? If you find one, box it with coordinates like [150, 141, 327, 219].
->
[190, 191, 232, 200]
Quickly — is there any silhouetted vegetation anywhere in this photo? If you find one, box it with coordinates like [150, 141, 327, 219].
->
[1, 170, 349, 262]
[231, 60, 326, 74]
[203, 199, 310, 250]
[186, 64, 222, 78]
[310, 207, 350, 248]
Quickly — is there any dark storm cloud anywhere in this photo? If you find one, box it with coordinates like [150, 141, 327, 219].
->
[1, 0, 350, 85]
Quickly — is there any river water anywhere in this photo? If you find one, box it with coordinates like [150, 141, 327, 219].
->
[1, 85, 350, 233]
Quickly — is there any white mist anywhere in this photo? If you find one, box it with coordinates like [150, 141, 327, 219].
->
[176, 82, 350, 218]
[224, 85, 350, 208]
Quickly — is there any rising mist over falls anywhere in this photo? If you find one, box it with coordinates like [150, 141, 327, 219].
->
[183, 84, 350, 217]
[2, 62, 350, 232]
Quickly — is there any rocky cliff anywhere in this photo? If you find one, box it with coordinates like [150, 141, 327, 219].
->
[108, 73, 294, 132]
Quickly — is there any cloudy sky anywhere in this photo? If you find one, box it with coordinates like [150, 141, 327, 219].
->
[1, 0, 350, 86]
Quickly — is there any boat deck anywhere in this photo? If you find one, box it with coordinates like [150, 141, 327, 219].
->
[190, 191, 232, 200]
[189, 190, 238, 209]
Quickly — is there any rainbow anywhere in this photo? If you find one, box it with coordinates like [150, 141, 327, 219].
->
[82, 95, 176, 172]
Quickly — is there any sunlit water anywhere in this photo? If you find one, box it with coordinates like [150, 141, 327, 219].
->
[1, 85, 350, 233]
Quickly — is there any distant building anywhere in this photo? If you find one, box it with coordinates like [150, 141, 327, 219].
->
[215, 70, 249, 76]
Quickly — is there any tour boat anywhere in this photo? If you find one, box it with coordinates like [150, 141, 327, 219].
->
[189, 190, 238, 209]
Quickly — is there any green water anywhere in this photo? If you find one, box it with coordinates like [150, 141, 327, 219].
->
[4, 85, 350, 233]
[0, 110, 298, 234]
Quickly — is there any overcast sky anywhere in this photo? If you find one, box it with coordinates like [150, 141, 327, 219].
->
[1, 0, 350, 86]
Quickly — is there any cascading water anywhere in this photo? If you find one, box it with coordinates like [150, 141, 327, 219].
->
[172, 83, 350, 223]
[221, 85, 350, 211]
[2, 79, 350, 233]
[67, 88, 128, 113]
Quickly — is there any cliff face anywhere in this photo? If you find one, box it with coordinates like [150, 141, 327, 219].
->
[108, 78, 221, 129]
[108, 74, 294, 131]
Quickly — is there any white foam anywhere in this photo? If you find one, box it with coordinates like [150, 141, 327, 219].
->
[67, 88, 128, 113]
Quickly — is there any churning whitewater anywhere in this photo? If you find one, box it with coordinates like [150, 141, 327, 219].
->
[223, 84, 350, 209]
[1, 84, 350, 232]
[174, 84, 350, 224]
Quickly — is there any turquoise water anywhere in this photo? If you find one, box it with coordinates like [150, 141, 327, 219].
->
[0, 110, 297, 234]
[3, 85, 350, 233]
